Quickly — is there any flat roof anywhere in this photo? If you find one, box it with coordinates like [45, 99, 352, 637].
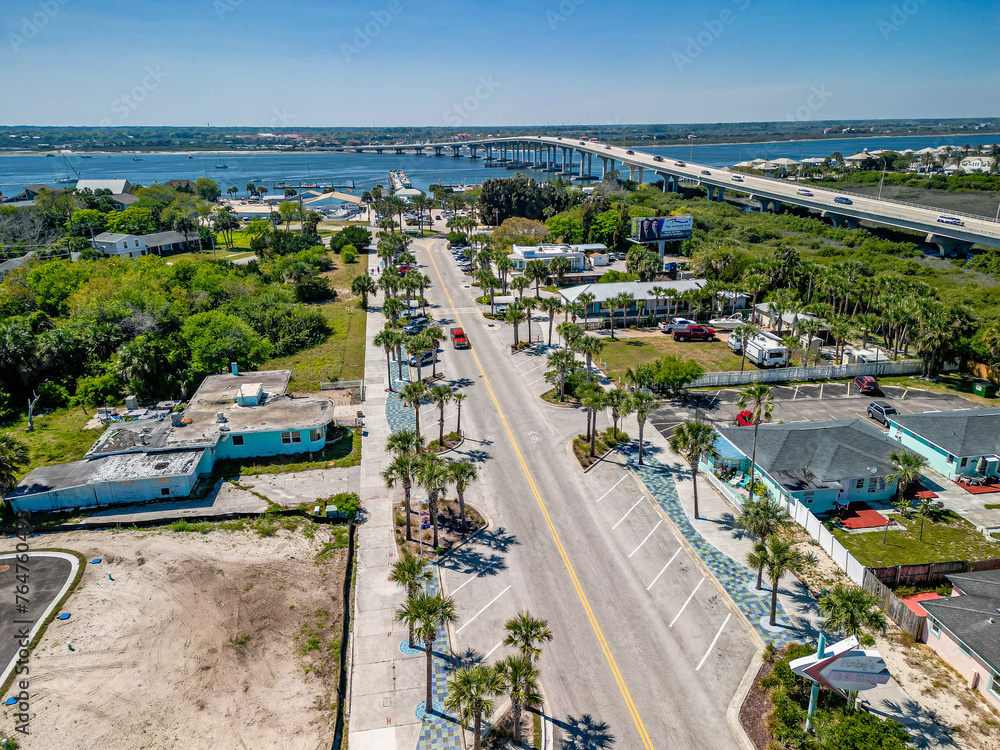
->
[191, 370, 291, 405]
[90, 450, 203, 482]
[7, 460, 99, 498]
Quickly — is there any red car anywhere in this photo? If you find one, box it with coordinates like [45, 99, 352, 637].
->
[854, 375, 880, 394]
[736, 410, 759, 426]
[672, 324, 716, 342]
[397, 263, 414, 274]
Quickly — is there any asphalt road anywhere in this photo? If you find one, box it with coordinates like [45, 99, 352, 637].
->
[409, 239, 755, 750]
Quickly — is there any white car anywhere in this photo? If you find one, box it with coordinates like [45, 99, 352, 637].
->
[658, 317, 697, 333]
[731, 175, 744, 182]
[796, 188, 813, 196]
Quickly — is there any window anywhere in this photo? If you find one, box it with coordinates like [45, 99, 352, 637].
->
[960, 457, 968, 468]
[232, 435, 244, 446]
[310, 427, 323, 442]
[803, 492, 814, 504]
[281, 431, 302, 445]
[868, 478, 877, 493]
[160, 488, 170, 496]
[928, 616, 941, 638]
[990, 672, 1000, 700]
[135, 240, 140, 247]
[855, 479, 865, 490]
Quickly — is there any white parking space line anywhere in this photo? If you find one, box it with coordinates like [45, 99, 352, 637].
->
[596, 475, 629, 503]
[792, 385, 800, 400]
[525, 374, 548, 386]
[521, 362, 546, 377]
[669, 578, 704, 627]
[647, 549, 681, 591]
[696, 613, 732, 671]
[612, 498, 644, 529]
[514, 358, 538, 369]
[484, 640, 504, 659]
[451, 560, 499, 595]
[457, 585, 512, 633]
[628, 520, 662, 559]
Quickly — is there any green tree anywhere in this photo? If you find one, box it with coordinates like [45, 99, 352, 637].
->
[374, 328, 405, 387]
[400, 381, 429, 437]
[607, 388, 636, 440]
[885, 449, 927, 503]
[105, 205, 156, 235]
[278, 201, 298, 230]
[669, 420, 718, 517]
[580, 385, 607, 457]
[539, 296, 563, 347]
[445, 664, 504, 750]
[819, 583, 888, 642]
[415, 453, 449, 550]
[736, 495, 789, 590]
[496, 654, 541, 745]
[577, 335, 604, 384]
[194, 177, 221, 201]
[389, 555, 433, 647]
[429, 384, 453, 449]
[351, 273, 377, 308]
[652, 355, 704, 397]
[733, 323, 761, 373]
[735, 383, 774, 499]
[180, 311, 273, 376]
[447, 459, 478, 530]
[504, 304, 526, 348]
[824, 711, 909, 750]
[384, 452, 421, 543]
[544, 349, 581, 402]
[394, 592, 458, 713]
[0, 431, 30, 498]
[503, 610, 553, 665]
[631, 390, 661, 467]
[748, 536, 805, 626]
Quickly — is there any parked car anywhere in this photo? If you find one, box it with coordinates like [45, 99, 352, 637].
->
[408, 349, 436, 367]
[797, 188, 813, 196]
[854, 375, 880, 394]
[833, 196, 853, 205]
[937, 215, 964, 226]
[450, 327, 470, 349]
[867, 401, 898, 426]
[736, 410, 759, 427]
[397, 263, 414, 274]
[403, 317, 429, 334]
[435, 215, 442, 220]
[672, 324, 716, 342]
[653, 155, 664, 162]
[658, 317, 697, 332]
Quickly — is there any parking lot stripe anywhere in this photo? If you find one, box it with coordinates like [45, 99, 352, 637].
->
[451, 560, 498, 595]
[484, 640, 504, 659]
[596, 475, 628, 503]
[628, 520, 662, 559]
[612, 498, 644, 529]
[647, 549, 681, 591]
[457, 585, 512, 633]
[695, 613, 731, 671]
[669, 578, 704, 628]
[792, 385, 800, 400]
[521, 362, 546, 377]
[525, 374, 548, 386]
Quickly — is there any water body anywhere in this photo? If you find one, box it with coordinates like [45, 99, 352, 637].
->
[2, 133, 996, 199]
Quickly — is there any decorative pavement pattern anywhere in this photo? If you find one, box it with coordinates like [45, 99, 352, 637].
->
[618, 443, 807, 649]
[384, 364, 465, 749]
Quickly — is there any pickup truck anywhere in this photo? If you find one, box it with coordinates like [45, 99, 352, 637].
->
[672, 324, 716, 342]
[450, 327, 470, 349]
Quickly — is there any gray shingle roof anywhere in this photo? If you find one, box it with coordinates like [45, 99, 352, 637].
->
[890, 408, 1000, 458]
[718, 419, 900, 491]
[923, 569, 1000, 672]
[561, 278, 706, 305]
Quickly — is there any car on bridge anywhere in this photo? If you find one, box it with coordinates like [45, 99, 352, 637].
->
[672, 324, 716, 342]
[658, 317, 697, 333]
[605, 145, 612, 150]
[626, 150, 635, 155]
[797, 188, 813, 196]
[579, 141, 587, 145]
[937, 215, 965, 226]
[834, 196, 853, 205]
[731, 175, 744, 182]
[674, 161, 686, 166]
[701, 170, 711, 175]
[653, 155, 664, 162]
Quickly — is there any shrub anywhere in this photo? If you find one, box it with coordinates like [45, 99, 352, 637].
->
[36, 380, 69, 409]
[341, 247, 359, 264]
[327, 492, 360, 520]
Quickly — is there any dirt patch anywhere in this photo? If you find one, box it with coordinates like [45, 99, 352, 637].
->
[739, 660, 775, 750]
[10, 527, 348, 750]
[394, 497, 485, 558]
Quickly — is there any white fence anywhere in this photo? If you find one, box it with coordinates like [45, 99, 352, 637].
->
[706, 472, 745, 513]
[687, 359, 922, 389]
[785, 496, 867, 584]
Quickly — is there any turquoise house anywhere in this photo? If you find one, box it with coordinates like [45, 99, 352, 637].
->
[888, 408, 1000, 481]
[710, 419, 900, 513]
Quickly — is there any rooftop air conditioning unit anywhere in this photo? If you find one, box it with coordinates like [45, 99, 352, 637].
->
[170, 413, 183, 427]
[216, 411, 227, 423]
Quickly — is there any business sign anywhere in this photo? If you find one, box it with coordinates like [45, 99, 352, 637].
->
[789, 636, 890, 696]
[631, 216, 693, 242]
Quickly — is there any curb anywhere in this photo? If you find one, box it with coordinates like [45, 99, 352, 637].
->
[536, 392, 579, 409]
[727, 651, 764, 750]
[432, 434, 465, 455]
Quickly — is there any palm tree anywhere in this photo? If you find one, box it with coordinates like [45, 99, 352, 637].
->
[496, 655, 541, 745]
[733, 323, 761, 373]
[748, 536, 805, 626]
[505, 304, 526, 349]
[448, 460, 478, 529]
[445, 664, 504, 750]
[556, 321, 584, 352]
[503, 611, 553, 665]
[383, 453, 419, 542]
[452, 391, 466, 436]
[387, 428, 424, 457]
[577, 291, 596, 330]
[736, 495, 789, 590]
[524, 259, 548, 299]
[819, 583, 888, 640]
[416, 454, 449, 549]
[352, 274, 377, 308]
[580, 385, 606, 457]
[0, 431, 29, 498]
[382, 296, 404, 328]
[511, 274, 531, 302]
[539, 297, 563, 347]
[429, 385, 453, 449]
[633, 391, 662, 467]
[389, 555, 433, 646]
[577, 335, 604, 384]
[885, 449, 927, 503]
[545, 349, 579, 402]
[735, 383, 773, 498]
[374, 329, 403, 389]
[400, 381, 429, 436]
[608, 292, 634, 340]
[395, 592, 459, 713]
[521, 296, 537, 344]
[607, 388, 635, 440]
[405, 334, 431, 383]
[226, 185, 238, 200]
[668, 420, 718, 518]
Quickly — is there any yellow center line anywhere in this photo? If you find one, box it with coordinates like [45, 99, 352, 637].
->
[423, 242, 655, 749]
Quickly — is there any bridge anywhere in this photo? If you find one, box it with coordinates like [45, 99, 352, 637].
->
[342, 135, 1000, 254]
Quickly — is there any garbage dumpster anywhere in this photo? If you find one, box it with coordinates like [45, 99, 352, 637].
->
[973, 380, 997, 398]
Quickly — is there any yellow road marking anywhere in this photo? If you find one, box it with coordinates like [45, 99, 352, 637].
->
[424, 241, 655, 749]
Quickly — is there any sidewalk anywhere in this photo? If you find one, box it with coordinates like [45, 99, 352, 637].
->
[628, 423, 957, 749]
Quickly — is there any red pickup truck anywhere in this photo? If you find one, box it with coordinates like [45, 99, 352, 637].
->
[450, 327, 470, 349]
[672, 325, 716, 342]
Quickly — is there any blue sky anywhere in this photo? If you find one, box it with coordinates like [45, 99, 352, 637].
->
[2, 0, 998, 126]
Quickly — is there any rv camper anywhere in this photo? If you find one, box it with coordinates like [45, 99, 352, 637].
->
[727, 330, 789, 368]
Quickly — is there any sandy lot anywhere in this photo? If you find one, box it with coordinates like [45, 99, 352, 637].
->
[7, 526, 349, 750]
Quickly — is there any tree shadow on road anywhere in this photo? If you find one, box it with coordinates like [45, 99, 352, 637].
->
[439, 549, 507, 576]
[449, 377, 476, 389]
[478, 526, 519, 553]
[550, 713, 616, 749]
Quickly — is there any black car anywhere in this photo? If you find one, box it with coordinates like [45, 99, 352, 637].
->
[867, 401, 898, 426]
[626, 150, 635, 155]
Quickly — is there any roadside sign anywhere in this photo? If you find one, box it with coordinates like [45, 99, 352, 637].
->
[790, 636, 890, 696]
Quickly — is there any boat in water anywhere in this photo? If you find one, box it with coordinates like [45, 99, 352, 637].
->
[133, 156, 143, 161]
[388, 169, 413, 191]
[215, 162, 229, 169]
[707, 313, 747, 330]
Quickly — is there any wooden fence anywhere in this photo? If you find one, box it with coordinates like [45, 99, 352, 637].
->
[862, 572, 926, 640]
[868, 557, 1000, 587]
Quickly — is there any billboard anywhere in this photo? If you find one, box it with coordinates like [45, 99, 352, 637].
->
[631, 216, 693, 242]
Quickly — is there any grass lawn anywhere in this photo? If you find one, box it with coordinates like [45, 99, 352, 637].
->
[5, 407, 102, 481]
[829, 509, 1000, 567]
[599, 333, 745, 381]
[878, 373, 999, 407]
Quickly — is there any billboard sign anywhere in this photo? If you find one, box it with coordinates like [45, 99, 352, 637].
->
[789, 636, 890, 695]
[631, 216, 693, 242]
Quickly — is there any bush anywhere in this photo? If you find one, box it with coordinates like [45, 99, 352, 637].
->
[447, 231, 466, 244]
[341, 247, 359, 264]
[36, 380, 70, 409]
[327, 492, 360, 520]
